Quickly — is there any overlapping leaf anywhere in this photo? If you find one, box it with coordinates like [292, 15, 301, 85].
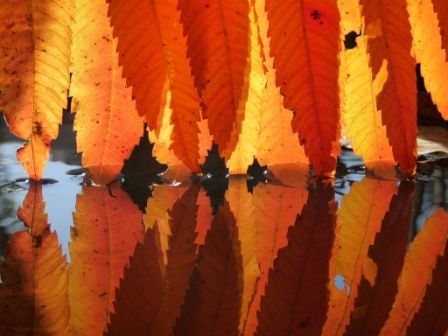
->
[0, 185, 69, 335]
[107, 0, 202, 171]
[69, 186, 144, 335]
[360, 0, 417, 176]
[338, 0, 395, 176]
[0, 0, 73, 179]
[266, 0, 341, 175]
[179, 0, 250, 154]
[70, 0, 143, 184]
[407, 0, 448, 120]
[432, 0, 448, 61]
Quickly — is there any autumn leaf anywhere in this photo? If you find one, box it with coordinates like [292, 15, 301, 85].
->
[432, 0, 448, 62]
[69, 186, 144, 336]
[0, 0, 73, 179]
[407, 221, 448, 335]
[407, 0, 448, 121]
[227, 0, 308, 174]
[380, 209, 448, 335]
[361, 0, 417, 176]
[343, 182, 415, 335]
[70, 0, 143, 184]
[337, 0, 395, 176]
[174, 201, 243, 336]
[179, 0, 250, 154]
[107, 0, 202, 171]
[0, 184, 69, 335]
[256, 185, 336, 336]
[265, 0, 341, 175]
[323, 178, 396, 335]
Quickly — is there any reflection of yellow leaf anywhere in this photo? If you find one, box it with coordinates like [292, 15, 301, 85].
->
[381, 209, 448, 335]
[324, 178, 396, 335]
[0, 185, 69, 335]
[69, 187, 144, 336]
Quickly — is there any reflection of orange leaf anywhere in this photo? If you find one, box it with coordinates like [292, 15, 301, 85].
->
[70, 0, 143, 184]
[361, 0, 417, 176]
[179, 0, 250, 153]
[69, 186, 144, 336]
[408, 222, 448, 335]
[174, 202, 243, 336]
[256, 186, 336, 336]
[323, 178, 396, 335]
[344, 182, 415, 335]
[108, 0, 202, 171]
[0, 0, 73, 179]
[381, 209, 448, 335]
[266, 0, 341, 175]
[0, 185, 69, 335]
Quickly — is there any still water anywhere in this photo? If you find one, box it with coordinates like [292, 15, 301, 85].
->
[0, 121, 447, 335]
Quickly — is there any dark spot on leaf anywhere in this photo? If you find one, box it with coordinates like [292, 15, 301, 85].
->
[344, 31, 361, 50]
[310, 10, 321, 20]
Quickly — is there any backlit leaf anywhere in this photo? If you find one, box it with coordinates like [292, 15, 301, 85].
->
[431, 0, 448, 61]
[108, 0, 202, 171]
[360, 0, 417, 176]
[407, 0, 448, 121]
[179, 0, 250, 153]
[380, 209, 448, 335]
[70, 0, 143, 184]
[0, 0, 73, 179]
[337, 0, 395, 176]
[69, 186, 144, 336]
[323, 178, 396, 335]
[266, 0, 341, 175]
[0, 185, 69, 335]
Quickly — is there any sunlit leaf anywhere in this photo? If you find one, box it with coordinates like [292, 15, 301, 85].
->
[337, 0, 395, 176]
[407, 0, 448, 121]
[0, 185, 69, 335]
[344, 182, 415, 335]
[380, 209, 448, 335]
[174, 201, 243, 336]
[70, 0, 143, 184]
[69, 186, 144, 335]
[0, 0, 73, 179]
[107, 0, 202, 171]
[179, 0, 250, 153]
[323, 178, 396, 335]
[360, 0, 417, 176]
[431, 0, 448, 61]
[256, 186, 336, 336]
[227, 0, 308, 174]
[265, 0, 341, 175]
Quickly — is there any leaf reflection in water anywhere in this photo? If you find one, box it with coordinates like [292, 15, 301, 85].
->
[0, 177, 447, 336]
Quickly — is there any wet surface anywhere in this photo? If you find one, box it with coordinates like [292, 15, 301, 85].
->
[1, 120, 448, 335]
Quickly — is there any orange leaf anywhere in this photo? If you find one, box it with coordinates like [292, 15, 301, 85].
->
[380, 209, 448, 335]
[432, 0, 448, 62]
[0, 185, 69, 335]
[179, 0, 250, 153]
[70, 0, 143, 184]
[265, 0, 341, 175]
[256, 186, 336, 336]
[0, 0, 73, 179]
[174, 201, 243, 336]
[323, 178, 396, 335]
[337, 0, 395, 175]
[361, 0, 417, 176]
[407, 0, 448, 120]
[344, 182, 415, 335]
[107, 0, 202, 171]
[227, 0, 308, 174]
[69, 186, 144, 335]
